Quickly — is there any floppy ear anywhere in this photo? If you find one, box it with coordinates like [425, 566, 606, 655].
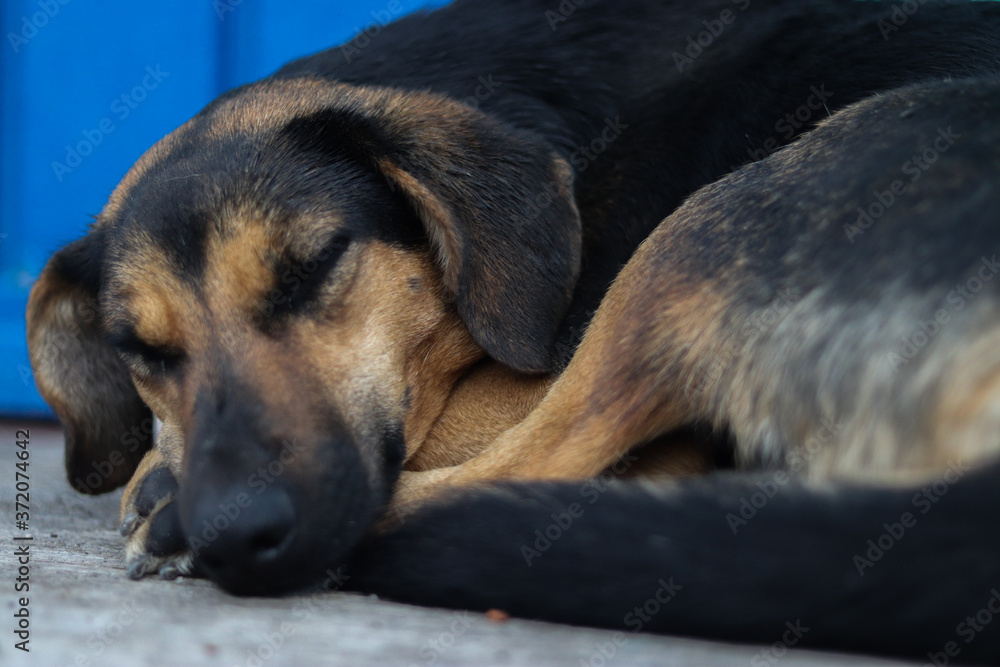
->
[293, 87, 582, 372]
[26, 227, 153, 494]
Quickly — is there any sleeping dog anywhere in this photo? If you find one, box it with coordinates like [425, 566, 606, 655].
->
[24, 0, 1000, 660]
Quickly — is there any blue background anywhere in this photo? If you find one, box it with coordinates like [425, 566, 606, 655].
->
[0, 0, 450, 417]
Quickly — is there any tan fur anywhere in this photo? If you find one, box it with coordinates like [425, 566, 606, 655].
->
[393, 233, 731, 502]
[409, 362, 554, 470]
[26, 272, 93, 420]
[624, 431, 718, 478]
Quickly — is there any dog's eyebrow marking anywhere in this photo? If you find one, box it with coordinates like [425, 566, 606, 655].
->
[262, 233, 352, 330]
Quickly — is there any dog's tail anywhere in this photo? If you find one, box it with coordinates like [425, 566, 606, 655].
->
[348, 461, 1000, 663]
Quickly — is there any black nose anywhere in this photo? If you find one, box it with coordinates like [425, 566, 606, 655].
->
[185, 483, 298, 591]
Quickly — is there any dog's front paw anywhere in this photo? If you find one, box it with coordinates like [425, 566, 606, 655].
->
[119, 452, 195, 581]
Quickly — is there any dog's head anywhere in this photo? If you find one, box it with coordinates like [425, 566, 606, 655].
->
[26, 78, 580, 593]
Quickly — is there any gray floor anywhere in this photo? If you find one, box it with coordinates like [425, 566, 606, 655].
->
[0, 422, 911, 666]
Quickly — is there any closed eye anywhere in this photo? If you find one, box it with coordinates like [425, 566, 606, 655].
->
[107, 328, 185, 377]
[265, 233, 352, 326]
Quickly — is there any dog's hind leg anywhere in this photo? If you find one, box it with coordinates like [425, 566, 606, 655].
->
[393, 219, 731, 503]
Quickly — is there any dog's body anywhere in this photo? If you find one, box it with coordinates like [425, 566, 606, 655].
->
[355, 79, 1000, 663]
[23, 0, 1000, 661]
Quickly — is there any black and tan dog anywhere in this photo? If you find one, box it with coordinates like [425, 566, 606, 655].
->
[23, 0, 1000, 660]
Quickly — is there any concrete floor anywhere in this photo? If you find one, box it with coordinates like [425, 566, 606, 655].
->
[0, 422, 913, 666]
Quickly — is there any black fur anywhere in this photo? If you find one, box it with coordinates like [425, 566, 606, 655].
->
[145, 501, 187, 558]
[349, 462, 1000, 663]
[132, 467, 179, 517]
[176, 378, 381, 595]
[278, 0, 1000, 364]
[263, 234, 352, 330]
[50, 226, 108, 296]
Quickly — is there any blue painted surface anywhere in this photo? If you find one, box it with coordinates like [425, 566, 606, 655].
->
[0, 0, 450, 417]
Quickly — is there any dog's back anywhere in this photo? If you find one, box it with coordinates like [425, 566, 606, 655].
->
[277, 0, 1000, 362]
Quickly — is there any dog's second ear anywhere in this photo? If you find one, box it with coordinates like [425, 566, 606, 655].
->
[298, 87, 582, 373]
[26, 228, 152, 494]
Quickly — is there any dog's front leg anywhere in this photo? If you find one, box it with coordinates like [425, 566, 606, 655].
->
[118, 425, 194, 580]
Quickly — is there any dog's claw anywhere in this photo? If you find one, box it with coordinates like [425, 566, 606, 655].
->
[127, 556, 152, 580]
[120, 512, 141, 537]
[159, 565, 181, 580]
